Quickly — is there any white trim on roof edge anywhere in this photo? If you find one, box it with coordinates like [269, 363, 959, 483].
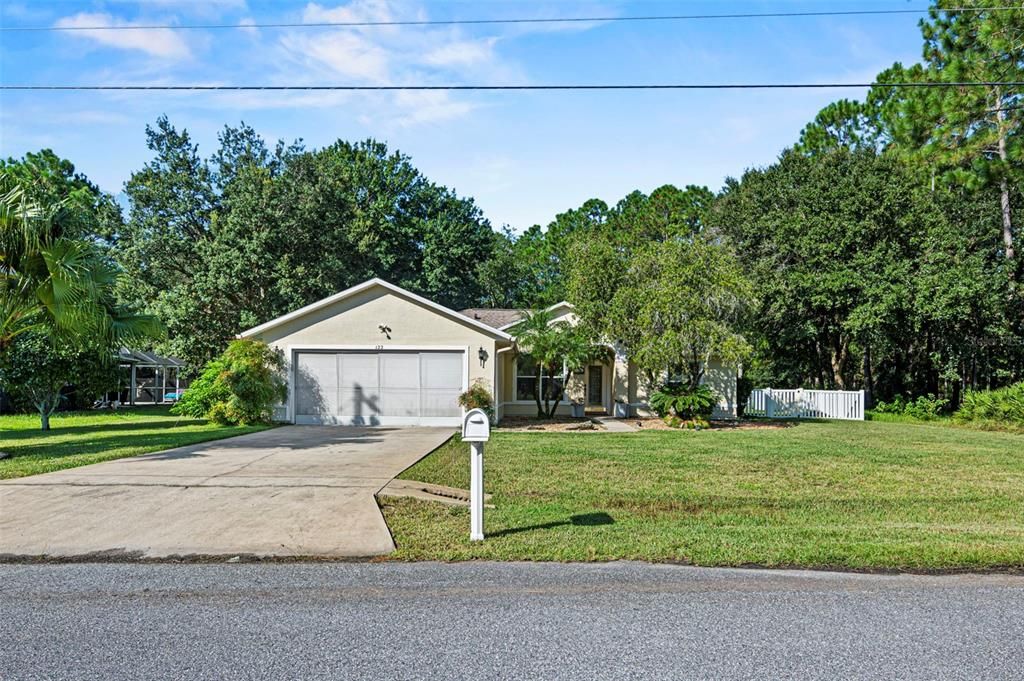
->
[497, 301, 576, 331]
[237, 277, 513, 341]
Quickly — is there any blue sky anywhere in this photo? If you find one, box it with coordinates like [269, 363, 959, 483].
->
[1, 0, 928, 231]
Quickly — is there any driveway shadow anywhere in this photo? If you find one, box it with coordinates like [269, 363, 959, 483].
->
[490, 512, 614, 538]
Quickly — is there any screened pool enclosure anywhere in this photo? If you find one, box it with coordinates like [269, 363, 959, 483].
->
[113, 350, 189, 405]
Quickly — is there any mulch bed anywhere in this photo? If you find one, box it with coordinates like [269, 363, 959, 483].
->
[496, 416, 793, 432]
[631, 418, 795, 431]
[495, 417, 605, 432]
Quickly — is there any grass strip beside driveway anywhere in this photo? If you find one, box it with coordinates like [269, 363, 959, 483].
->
[0, 407, 272, 479]
[381, 420, 1024, 570]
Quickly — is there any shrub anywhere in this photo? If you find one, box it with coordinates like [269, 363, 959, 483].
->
[172, 358, 231, 418]
[872, 395, 907, 414]
[872, 394, 947, 421]
[955, 382, 1024, 426]
[171, 340, 287, 425]
[650, 384, 717, 419]
[458, 380, 494, 418]
[663, 415, 710, 430]
[904, 395, 948, 421]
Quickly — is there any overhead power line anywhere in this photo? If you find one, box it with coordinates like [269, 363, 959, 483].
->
[2, 6, 1021, 32]
[3, 82, 1023, 92]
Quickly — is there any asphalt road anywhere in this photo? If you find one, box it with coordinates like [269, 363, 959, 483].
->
[2, 562, 1022, 680]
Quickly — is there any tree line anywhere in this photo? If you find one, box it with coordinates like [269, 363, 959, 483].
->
[2, 0, 1020, 415]
[492, 1, 1024, 405]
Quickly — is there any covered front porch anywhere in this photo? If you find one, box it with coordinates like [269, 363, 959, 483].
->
[493, 347, 641, 421]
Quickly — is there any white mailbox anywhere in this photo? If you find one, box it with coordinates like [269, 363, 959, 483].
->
[461, 408, 489, 541]
[461, 408, 491, 442]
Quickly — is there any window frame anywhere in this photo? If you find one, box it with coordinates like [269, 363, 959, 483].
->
[513, 354, 566, 403]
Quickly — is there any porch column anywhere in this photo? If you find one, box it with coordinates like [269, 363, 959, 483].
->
[493, 358, 501, 423]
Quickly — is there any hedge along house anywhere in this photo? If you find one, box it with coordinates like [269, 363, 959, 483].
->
[239, 278, 738, 426]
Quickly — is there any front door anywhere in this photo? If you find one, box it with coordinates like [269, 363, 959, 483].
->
[587, 365, 603, 406]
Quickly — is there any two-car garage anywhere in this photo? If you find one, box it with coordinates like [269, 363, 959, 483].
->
[293, 350, 465, 426]
[239, 278, 513, 427]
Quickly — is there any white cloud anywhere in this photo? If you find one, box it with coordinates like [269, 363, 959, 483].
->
[302, 0, 396, 25]
[237, 17, 259, 37]
[391, 90, 476, 126]
[261, 1, 531, 125]
[38, 0, 592, 130]
[214, 89, 357, 111]
[54, 12, 192, 60]
[422, 38, 498, 67]
[279, 31, 391, 82]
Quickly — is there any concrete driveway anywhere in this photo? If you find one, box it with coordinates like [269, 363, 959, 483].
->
[0, 426, 453, 559]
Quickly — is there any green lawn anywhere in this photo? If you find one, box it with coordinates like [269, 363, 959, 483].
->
[382, 420, 1024, 570]
[0, 406, 272, 479]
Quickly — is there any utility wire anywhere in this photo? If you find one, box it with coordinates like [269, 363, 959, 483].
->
[2, 6, 1021, 32]
[3, 82, 1023, 91]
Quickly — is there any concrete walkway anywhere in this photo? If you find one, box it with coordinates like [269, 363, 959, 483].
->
[0, 426, 452, 559]
[593, 416, 638, 432]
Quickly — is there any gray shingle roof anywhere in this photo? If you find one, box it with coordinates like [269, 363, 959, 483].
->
[458, 308, 525, 330]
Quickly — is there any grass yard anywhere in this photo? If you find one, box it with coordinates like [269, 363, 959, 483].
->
[382, 420, 1024, 570]
[0, 406, 272, 479]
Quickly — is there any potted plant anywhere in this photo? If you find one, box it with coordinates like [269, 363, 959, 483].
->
[458, 380, 495, 420]
[570, 401, 585, 418]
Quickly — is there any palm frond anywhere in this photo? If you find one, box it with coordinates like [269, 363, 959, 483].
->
[0, 169, 165, 356]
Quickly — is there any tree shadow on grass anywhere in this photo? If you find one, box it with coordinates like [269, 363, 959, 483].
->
[2, 429, 254, 461]
[0, 418, 201, 442]
[489, 512, 614, 538]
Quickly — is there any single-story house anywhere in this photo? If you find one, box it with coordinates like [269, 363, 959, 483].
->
[239, 278, 738, 426]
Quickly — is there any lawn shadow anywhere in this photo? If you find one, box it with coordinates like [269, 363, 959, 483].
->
[0, 418, 200, 442]
[714, 419, 802, 430]
[489, 511, 614, 538]
[3, 430, 249, 461]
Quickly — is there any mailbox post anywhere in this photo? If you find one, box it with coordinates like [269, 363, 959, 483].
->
[461, 408, 490, 541]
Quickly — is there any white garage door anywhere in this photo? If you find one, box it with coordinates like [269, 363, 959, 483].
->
[293, 351, 464, 426]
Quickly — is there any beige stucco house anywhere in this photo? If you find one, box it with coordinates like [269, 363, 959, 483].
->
[239, 278, 738, 426]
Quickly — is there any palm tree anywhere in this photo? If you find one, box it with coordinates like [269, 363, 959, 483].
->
[0, 170, 164, 430]
[511, 309, 602, 418]
[0, 177, 48, 349]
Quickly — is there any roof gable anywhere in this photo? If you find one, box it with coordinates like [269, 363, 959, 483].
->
[239, 278, 513, 341]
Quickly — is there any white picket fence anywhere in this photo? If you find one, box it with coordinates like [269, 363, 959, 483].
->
[746, 388, 865, 421]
